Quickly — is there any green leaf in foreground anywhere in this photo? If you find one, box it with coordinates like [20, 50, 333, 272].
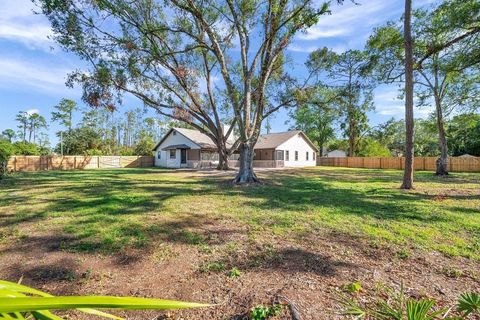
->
[0, 296, 211, 313]
[0, 280, 210, 319]
[457, 292, 480, 316]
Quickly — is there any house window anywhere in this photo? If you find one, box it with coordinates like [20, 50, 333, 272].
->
[306, 151, 309, 161]
[313, 152, 316, 160]
[157, 151, 161, 159]
[275, 150, 284, 161]
[295, 151, 298, 161]
[169, 149, 176, 159]
[201, 152, 219, 161]
[173, 131, 177, 135]
[285, 150, 289, 161]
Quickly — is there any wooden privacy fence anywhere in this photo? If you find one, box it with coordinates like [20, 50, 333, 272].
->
[7, 155, 155, 172]
[317, 156, 480, 172]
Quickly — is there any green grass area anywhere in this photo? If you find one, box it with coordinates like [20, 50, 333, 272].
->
[0, 167, 479, 260]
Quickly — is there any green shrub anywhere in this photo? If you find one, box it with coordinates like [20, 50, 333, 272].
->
[396, 248, 410, 260]
[457, 292, 480, 317]
[341, 281, 362, 293]
[250, 304, 281, 320]
[12, 141, 40, 155]
[0, 140, 13, 177]
[85, 148, 104, 156]
[228, 267, 241, 278]
[337, 283, 479, 319]
[199, 261, 225, 273]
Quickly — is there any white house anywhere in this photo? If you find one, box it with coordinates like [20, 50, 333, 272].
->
[252, 131, 318, 167]
[153, 128, 318, 168]
[326, 149, 347, 158]
[153, 128, 221, 168]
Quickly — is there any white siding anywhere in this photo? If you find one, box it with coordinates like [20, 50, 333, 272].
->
[276, 133, 317, 167]
[326, 150, 347, 158]
[154, 130, 200, 168]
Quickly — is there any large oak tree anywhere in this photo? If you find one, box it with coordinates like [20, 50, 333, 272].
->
[37, 0, 338, 183]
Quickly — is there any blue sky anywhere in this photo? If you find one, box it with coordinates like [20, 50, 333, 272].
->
[0, 0, 435, 146]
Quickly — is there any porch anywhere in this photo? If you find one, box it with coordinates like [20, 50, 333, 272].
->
[177, 148, 285, 169]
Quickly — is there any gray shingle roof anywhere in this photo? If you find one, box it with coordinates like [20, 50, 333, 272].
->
[161, 144, 191, 150]
[254, 130, 302, 149]
[154, 128, 318, 152]
[174, 128, 218, 149]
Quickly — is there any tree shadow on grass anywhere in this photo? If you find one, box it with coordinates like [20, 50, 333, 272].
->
[309, 167, 480, 185]
[214, 244, 356, 277]
[1, 168, 479, 262]
[237, 172, 451, 223]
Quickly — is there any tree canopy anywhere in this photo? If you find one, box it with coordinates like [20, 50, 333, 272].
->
[37, 0, 342, 182]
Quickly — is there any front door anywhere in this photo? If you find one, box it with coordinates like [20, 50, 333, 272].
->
[180, 149, 187, 165]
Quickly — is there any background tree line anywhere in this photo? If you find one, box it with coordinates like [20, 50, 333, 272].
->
[0, 99, 174, 156]
[289, 0, 479, 175]
[6, 0, 479, 185]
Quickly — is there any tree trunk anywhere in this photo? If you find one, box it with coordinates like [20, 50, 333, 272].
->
[434, 97, 449, 175]
[401, 0, 415, 190]
[233, 142, 259, 184]
[348, 133, 355, 157]
[216, 144, 230, 170]
[318, 143, 324, 157]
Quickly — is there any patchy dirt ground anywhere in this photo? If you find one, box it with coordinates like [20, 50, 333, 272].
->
[0, 167, 479, 319]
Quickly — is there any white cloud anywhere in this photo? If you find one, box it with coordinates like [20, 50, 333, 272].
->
[374, 89, 434, 118]
[0, 0, 54, 50]
[376, 104, 404, 116]
[26, 108, 40, 115]
[298, 0, 399, 41]
[374, 88, 404, 116]
[287, 43, 347, 54]
[287, 44, 319, 53]
[0, 57, 77, 95]
[297, 28, 348, 40]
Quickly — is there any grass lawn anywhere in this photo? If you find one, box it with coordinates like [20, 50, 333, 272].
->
[1, 166, 478, 258]
[0, 167, 479, 319]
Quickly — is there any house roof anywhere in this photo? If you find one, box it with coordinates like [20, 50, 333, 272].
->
[254, 130, 319, 152]
[161, 144, 191, 150]
[174, 128, 219, 149]
[153, 127, 218, 151]
[254, 130, 300, 149]
[154, 127, 318, 152]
